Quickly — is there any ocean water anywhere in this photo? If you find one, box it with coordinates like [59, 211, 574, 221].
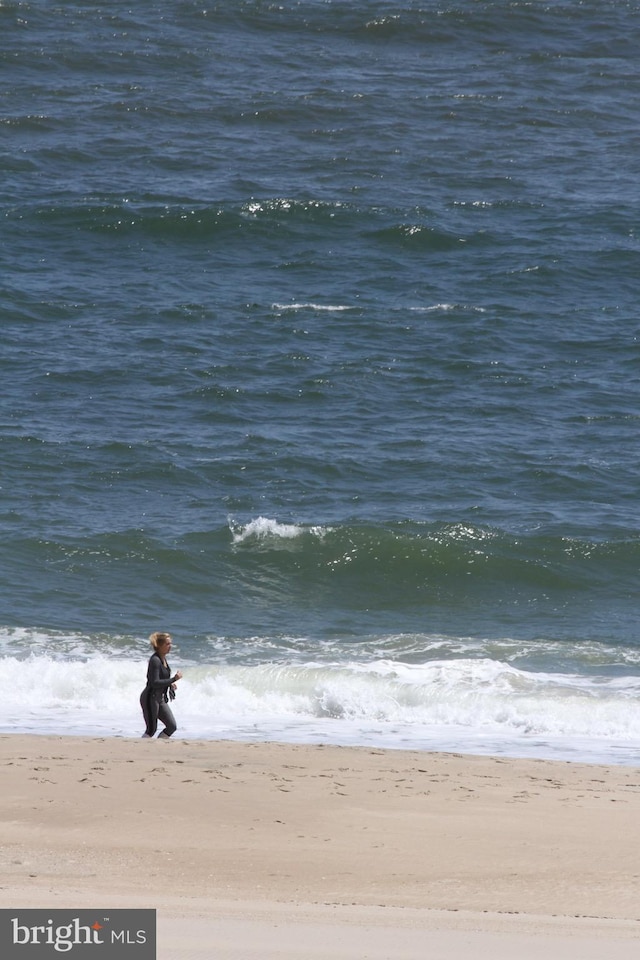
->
[2, 0, 640, 763]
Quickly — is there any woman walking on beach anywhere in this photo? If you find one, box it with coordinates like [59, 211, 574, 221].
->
[140, 631, 183, 738]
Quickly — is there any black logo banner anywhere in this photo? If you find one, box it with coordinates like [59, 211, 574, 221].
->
[0, 910, 156, 958]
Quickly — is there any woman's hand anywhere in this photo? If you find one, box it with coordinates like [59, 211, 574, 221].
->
[174, 670, 183, 681]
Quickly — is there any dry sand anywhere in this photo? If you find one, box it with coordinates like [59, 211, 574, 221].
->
[1, 734, 639, 957]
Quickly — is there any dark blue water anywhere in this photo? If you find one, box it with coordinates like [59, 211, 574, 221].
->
[2, 0, 640, 760]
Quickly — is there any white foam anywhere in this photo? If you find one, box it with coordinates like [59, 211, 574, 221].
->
[271, 303, 353, 312]
[409, 303, 487, 313]
[2, 652, 640, 764]
[229, 516, 329, 544]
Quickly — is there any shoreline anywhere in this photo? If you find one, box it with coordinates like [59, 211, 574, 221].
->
[2, 724, 637, 769]
[2, 734, 639, 957]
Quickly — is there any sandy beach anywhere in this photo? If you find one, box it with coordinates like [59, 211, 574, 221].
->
[1, 735, 639, 958]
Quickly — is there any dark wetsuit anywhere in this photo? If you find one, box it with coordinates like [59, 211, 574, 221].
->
[140, 652, 178, 737]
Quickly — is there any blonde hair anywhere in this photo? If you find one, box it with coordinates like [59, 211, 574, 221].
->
[149, 631, 171, 650]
